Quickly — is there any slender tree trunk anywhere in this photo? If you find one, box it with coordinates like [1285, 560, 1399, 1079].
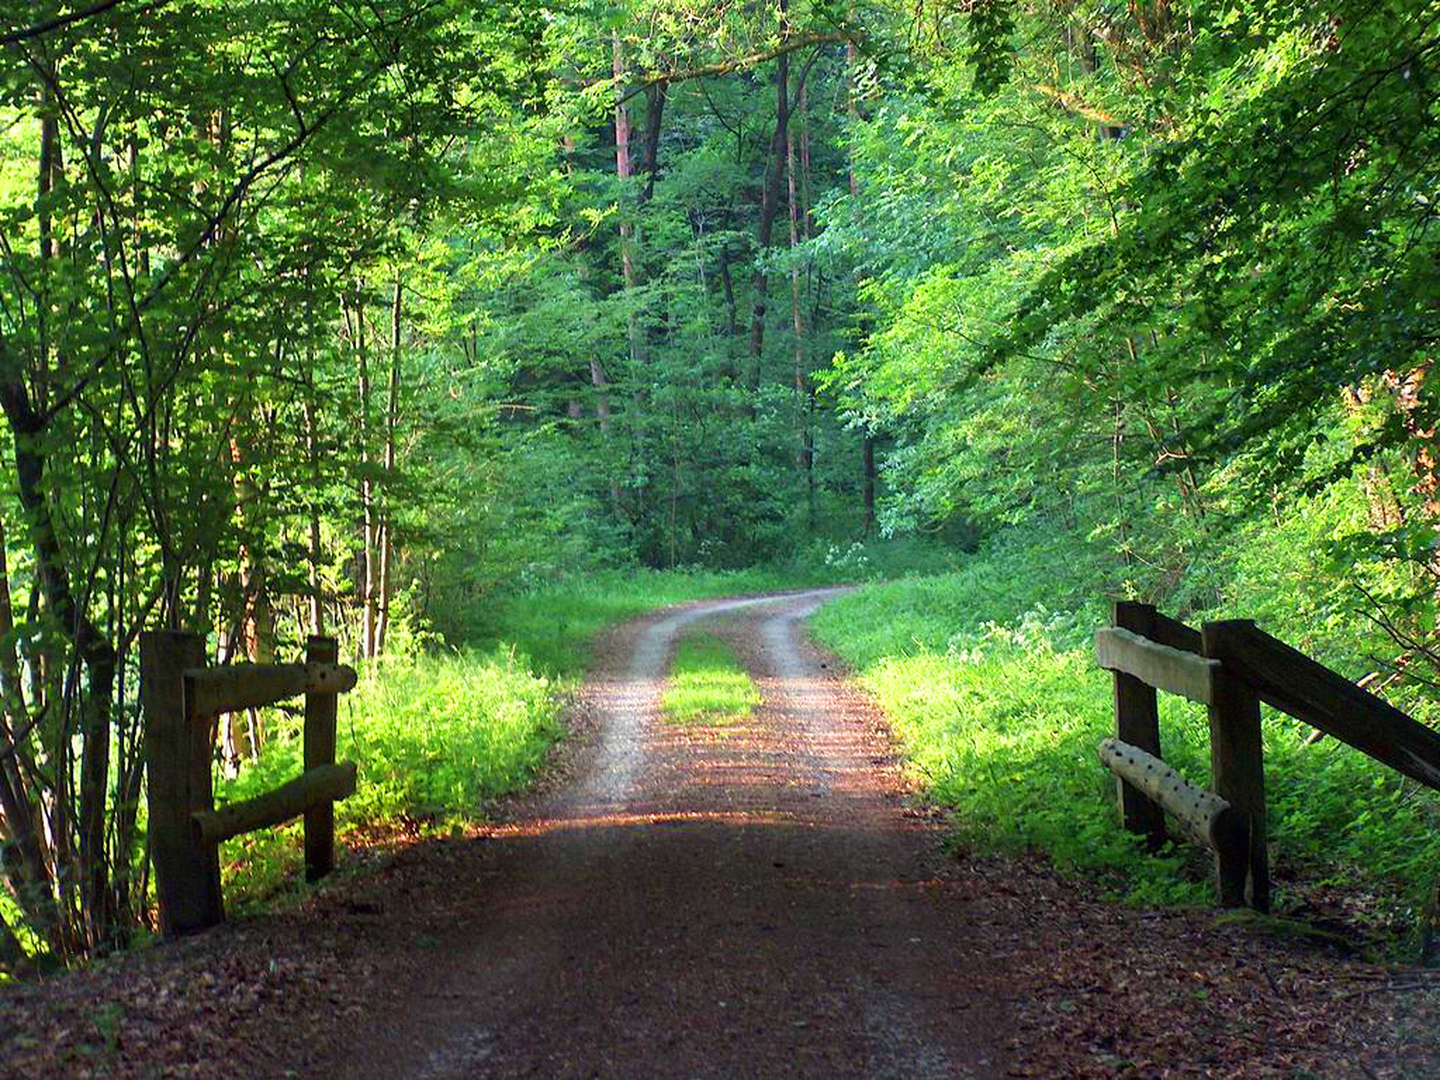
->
[0, 378, 116, 952]
[377, 275, 402, 657]
[0, 525, 60, 952]
[862, 436, 877, 537]
[786, 84, 811, 523]
[1112, 398, 1133, 565]
[613, 32, 645, 370]
[641, 80, 668, 203]
[748, 26, 792, 394]
[351, 292, 378, 659]
[303, 375, 325, 636]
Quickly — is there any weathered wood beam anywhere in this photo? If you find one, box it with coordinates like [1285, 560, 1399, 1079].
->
[1097, 739, 1243, 852]
[184, 661, 357, 717]
[1203, 620, 1440, 793]
[1099, 737, 1251, 907]
[1095, 627, 1219, 704]
[191, 762, 357, 846]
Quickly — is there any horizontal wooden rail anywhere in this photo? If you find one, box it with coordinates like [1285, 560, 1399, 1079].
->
[1095, 627, 1219, 704]
[191, 762, 358, 846]
[1098, 739, 1242, 851]
[1203, 621, 1440, 792]
[1098, 738, 1251, 905]
[185, 661, 358, 717]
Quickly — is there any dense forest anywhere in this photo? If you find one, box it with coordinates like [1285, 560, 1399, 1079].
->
[0, 0, 1438, 971]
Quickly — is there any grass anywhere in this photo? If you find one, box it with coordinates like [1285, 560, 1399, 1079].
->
[810, 536, 1440, 954]
[214, 565, 815, 906]
[214, 648, 561, 906]
[660, 633, 761, 725]
[469, 566, 813, 678]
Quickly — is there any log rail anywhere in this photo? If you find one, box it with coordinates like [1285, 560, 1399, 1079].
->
[142, 633, 358, 937]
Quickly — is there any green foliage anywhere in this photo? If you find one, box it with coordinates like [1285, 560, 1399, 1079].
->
[813, 520, 1440, 946]
[5, 0, 1440, 970]
[660, 633, 760, 725]
[463, 566, 817, 677]
[214, 649, 560, 903]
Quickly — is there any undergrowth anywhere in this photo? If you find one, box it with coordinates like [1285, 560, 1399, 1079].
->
[660, 633, 760, 725]
[214, 649, 560, 905]
[811, 528, 1440, 954]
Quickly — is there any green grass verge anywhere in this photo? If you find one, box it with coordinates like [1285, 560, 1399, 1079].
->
[468, 566, 815, 678]
[214, 648, 561, 905]
[660, 634, 761, 725]
[810, 541, 1440, 952]
[214, 566, 813, 906]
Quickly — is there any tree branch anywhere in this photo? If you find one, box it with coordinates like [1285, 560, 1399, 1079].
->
[616, 32, 857, 105]
[1, 0, 163, 47]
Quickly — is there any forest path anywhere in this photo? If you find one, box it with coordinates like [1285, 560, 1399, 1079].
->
[5, 592, 1436, 1079]
[326, 588, 1010, 1078]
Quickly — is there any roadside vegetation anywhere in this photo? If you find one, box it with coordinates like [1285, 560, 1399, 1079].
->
[812, 514, 1440, 956]
[211, 567, 809, 908]
[660, 634, 761, 726]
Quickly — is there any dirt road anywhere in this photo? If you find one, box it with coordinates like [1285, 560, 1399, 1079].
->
[334, 589, 1007, 1078]
[6, 591, 1435, 1079]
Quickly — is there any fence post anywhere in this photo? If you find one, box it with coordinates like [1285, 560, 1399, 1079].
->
[1112, 602, 1167, 851]
[142, 630, 224, 936]
[1202, 620, 1270, 912]
[304, 635, 340, 882]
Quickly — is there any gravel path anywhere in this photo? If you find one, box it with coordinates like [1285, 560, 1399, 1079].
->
[6, 591, 1435, 1079]
[330, 589, 1008, 1078]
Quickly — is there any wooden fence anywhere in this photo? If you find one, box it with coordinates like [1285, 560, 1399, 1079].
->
[1095, 602, 1440, 912]
[141, 632, 358, 937]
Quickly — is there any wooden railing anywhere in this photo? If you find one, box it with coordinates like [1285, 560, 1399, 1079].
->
[1095, 602, 1440, 912]
[141, 632, 358, 937]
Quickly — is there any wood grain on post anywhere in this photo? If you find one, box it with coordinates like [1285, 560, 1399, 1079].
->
[192, 762, 357, 846]
[1202, 619, 1440, 793]
[1202, 620, 1270, 912]
[304, 636, 340, 881]
[142, 631, 224, 936]
[1110, 603, 1167, 851]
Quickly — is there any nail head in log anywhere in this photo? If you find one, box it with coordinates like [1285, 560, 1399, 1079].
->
[184, 662, 359, 717]
[191, 762, 358, 846]
[1097, 738, 1246, 853]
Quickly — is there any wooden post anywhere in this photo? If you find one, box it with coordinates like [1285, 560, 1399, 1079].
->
[1203, 620, 1270, 912]
[1112, 602, 1167, 851]
[304, 635, 340, 881]
[142, 631, 224, 936]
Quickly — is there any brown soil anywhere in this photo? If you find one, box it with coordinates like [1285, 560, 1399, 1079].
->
[2, 591, 1437, 1079]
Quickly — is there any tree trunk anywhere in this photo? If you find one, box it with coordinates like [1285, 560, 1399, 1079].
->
[377, 275, 402, 657]
[786, 84, 810, 518]
[613, 32, 645, 371]
[0, 378, 117, 951]
[747, 26, 792, 394]
[862, 435, 877, 537]
[303, 373, 325, 636]
[641, 80, 668, 204]
[0, 528, 59, 953]
[350, 292, 378, 659]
